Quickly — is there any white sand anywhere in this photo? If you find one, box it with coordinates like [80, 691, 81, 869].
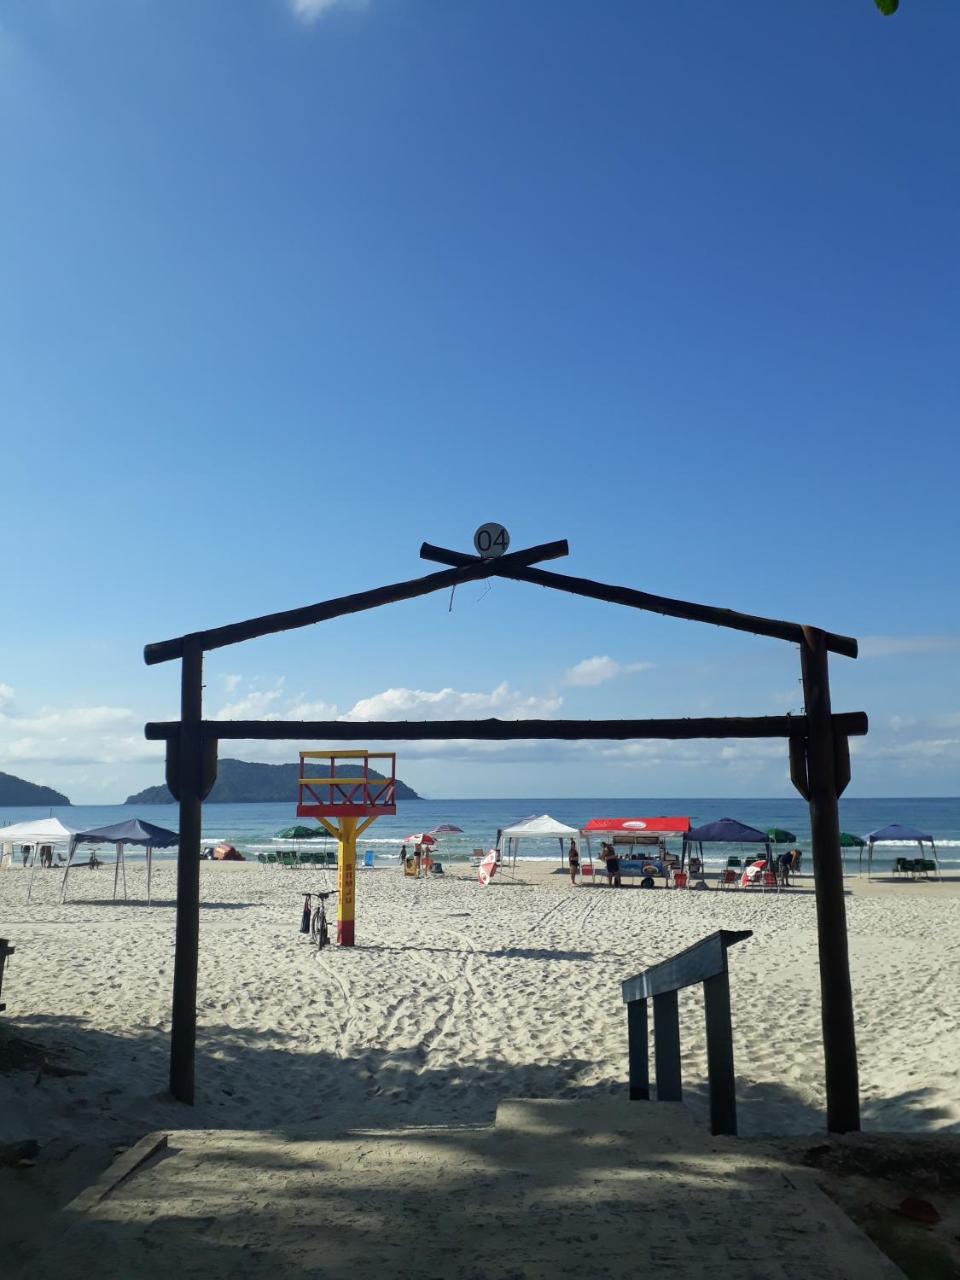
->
[1, 861, 959, 1148]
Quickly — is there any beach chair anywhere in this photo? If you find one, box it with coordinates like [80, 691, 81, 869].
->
[363, 850, 375, 868]
[893, 857, 916, 879]
[719, 869, 738, 890]
[672, 871, 688, 890]
[470, 848, 485, 867]
[265, 852, 278, 866]
[257, 853, 267, 866]
[726, 856, 742, 872]
[761, 870, 780, 894]
[281, 851, 297, 870]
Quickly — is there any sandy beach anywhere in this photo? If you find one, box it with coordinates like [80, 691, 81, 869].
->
[2, 859, 959, 1153]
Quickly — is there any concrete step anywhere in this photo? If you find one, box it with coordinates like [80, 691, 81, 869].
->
[21, 1102, 905, 1280]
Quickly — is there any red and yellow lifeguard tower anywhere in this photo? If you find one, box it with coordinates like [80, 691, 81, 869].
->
[296, 749, 397, 946]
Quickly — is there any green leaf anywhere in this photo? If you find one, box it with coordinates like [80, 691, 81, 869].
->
[874, 0, 900, 14]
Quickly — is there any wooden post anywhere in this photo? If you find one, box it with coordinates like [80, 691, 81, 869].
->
[703, 969, 737, 1136]
[627, 999, 650, 1100]
[653, 990, 682, 1101]
[337, 817, 357, 947]
[169, 637, 203, 1105]
[800, 626, 860, 1133]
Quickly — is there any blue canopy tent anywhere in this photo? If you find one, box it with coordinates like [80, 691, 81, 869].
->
[682, 818, 771, 873]
[63, 819, 179, 905]
[865, 823, 941, 881]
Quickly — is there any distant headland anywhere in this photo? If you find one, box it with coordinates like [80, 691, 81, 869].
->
[125, 757, 420, 805]
[0, 769, 71, 806]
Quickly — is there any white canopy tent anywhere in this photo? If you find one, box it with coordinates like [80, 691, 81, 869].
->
[0, 818, 82, 901]
[497, 813, 582, 871]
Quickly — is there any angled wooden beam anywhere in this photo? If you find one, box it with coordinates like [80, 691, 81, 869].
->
[144, 712, 869, 742]
[419, 542, 859, 660]
[143, 539, 569, 665]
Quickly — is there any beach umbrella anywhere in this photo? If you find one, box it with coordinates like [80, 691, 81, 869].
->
[276, 825, 325, 840]
[403, 832, 436, 845]
[839, 832, 866, 848]
[766, 828, 797, 844]
[429, 824, 463, 835]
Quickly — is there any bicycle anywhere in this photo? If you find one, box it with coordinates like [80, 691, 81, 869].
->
[300, 890, 337, 950]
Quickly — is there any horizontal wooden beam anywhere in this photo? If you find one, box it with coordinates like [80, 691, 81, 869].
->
[145, 711, 868, 742]
[143, 539, 569, 665]
[419, 543, 859, 660]
[622, 930, 753, 1003]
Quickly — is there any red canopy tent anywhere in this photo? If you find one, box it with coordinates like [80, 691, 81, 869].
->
[581, 817, 690, 878]
[582, 817, 690, 837]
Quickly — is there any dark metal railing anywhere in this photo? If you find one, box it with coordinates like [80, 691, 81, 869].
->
[621, 929, 752, 1136]
[0, 938, 14, 1014]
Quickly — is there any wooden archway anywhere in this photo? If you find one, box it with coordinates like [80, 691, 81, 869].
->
[145, 537, 865, 1132]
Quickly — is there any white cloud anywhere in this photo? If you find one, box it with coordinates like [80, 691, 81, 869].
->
[286, 698, 339, 720]
[341, 681, 562, 721]
[562, 656, 653, 687]
[0, 696, 161, 772]
[859, 635, 960, 659]
[213, 684, 286, 721]
[289, 0, 369, 23]
[211, 679, 337, 724]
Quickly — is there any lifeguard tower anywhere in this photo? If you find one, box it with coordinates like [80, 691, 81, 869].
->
[296, 749, 397, 946]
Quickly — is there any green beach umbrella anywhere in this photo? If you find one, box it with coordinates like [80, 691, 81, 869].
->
[276, 825, 324, 840]
[839, 832, 866, 848]
[766, 828, 797, 844]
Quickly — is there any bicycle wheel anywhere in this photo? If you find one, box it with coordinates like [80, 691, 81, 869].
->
[311, 905, 330, 950]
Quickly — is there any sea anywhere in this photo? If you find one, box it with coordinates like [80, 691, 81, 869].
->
[1, 797, 958, 871]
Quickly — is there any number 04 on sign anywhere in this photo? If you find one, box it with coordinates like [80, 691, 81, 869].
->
[473, 523, 510, 559]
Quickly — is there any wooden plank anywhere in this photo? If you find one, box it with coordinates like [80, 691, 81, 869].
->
[653, 991, 682, 1102]
[145, 713, 869, 742]
[420, 542, 859, 660]
[143, 540, 569, 665]
[703, 970, 738, 1136]
[834, 730, 851, 798]
[789, 736, 810, 801]
[621, 930, 752, 1003]
[801, 626, 860, 1134]
[627, 999, 649, 1101]
[66, 1133, 169, 1213]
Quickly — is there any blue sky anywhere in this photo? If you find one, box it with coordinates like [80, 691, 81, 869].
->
[1, 0, 958, 802]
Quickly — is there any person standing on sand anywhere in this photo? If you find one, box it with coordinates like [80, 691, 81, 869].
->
[399, 843, 407, 866]
[603, 842, 621, 887]
[568, 837, 580, 884]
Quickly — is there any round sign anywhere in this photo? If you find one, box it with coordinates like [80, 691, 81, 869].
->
[473, 523, 510, 559]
